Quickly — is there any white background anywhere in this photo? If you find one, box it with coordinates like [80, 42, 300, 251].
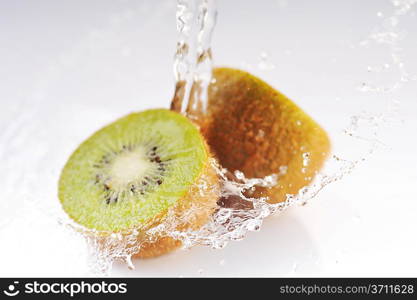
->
[0, 0, 416, 277]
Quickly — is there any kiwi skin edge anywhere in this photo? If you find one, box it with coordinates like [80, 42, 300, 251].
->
[201, 67, 331, 204]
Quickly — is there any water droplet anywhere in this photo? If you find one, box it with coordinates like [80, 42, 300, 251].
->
[257, 51, 276, 70]
[292, 262, 298, 273]
[125, 255, 135, 270]
[247, 219, 262, 232]
[302, 152, 311, 167]
[279, 166, 288, 175]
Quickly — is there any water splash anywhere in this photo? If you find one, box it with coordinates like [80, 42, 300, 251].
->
[352, 0, 415, 150]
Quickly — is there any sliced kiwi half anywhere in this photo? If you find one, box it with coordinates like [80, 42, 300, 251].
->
[201, 67, 331, 205]
[58, 109, 219, 258]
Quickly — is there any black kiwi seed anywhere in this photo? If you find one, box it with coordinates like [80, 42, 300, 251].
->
[105, 195, 118, 205]
[157, 179, 162, 185]
[100, 155, 110, 164]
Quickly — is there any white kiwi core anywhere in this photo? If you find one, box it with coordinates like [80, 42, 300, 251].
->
[108, 147, 155, 191]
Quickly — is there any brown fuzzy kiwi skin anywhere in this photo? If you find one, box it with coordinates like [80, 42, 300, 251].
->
[133, 149, 219, 259]
[200, 67, 330, 204]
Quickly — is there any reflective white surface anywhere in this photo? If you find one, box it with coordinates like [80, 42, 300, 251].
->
[0, 0, 416, 277]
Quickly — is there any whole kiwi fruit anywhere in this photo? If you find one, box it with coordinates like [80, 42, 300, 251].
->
[190, 67, 331, 205]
